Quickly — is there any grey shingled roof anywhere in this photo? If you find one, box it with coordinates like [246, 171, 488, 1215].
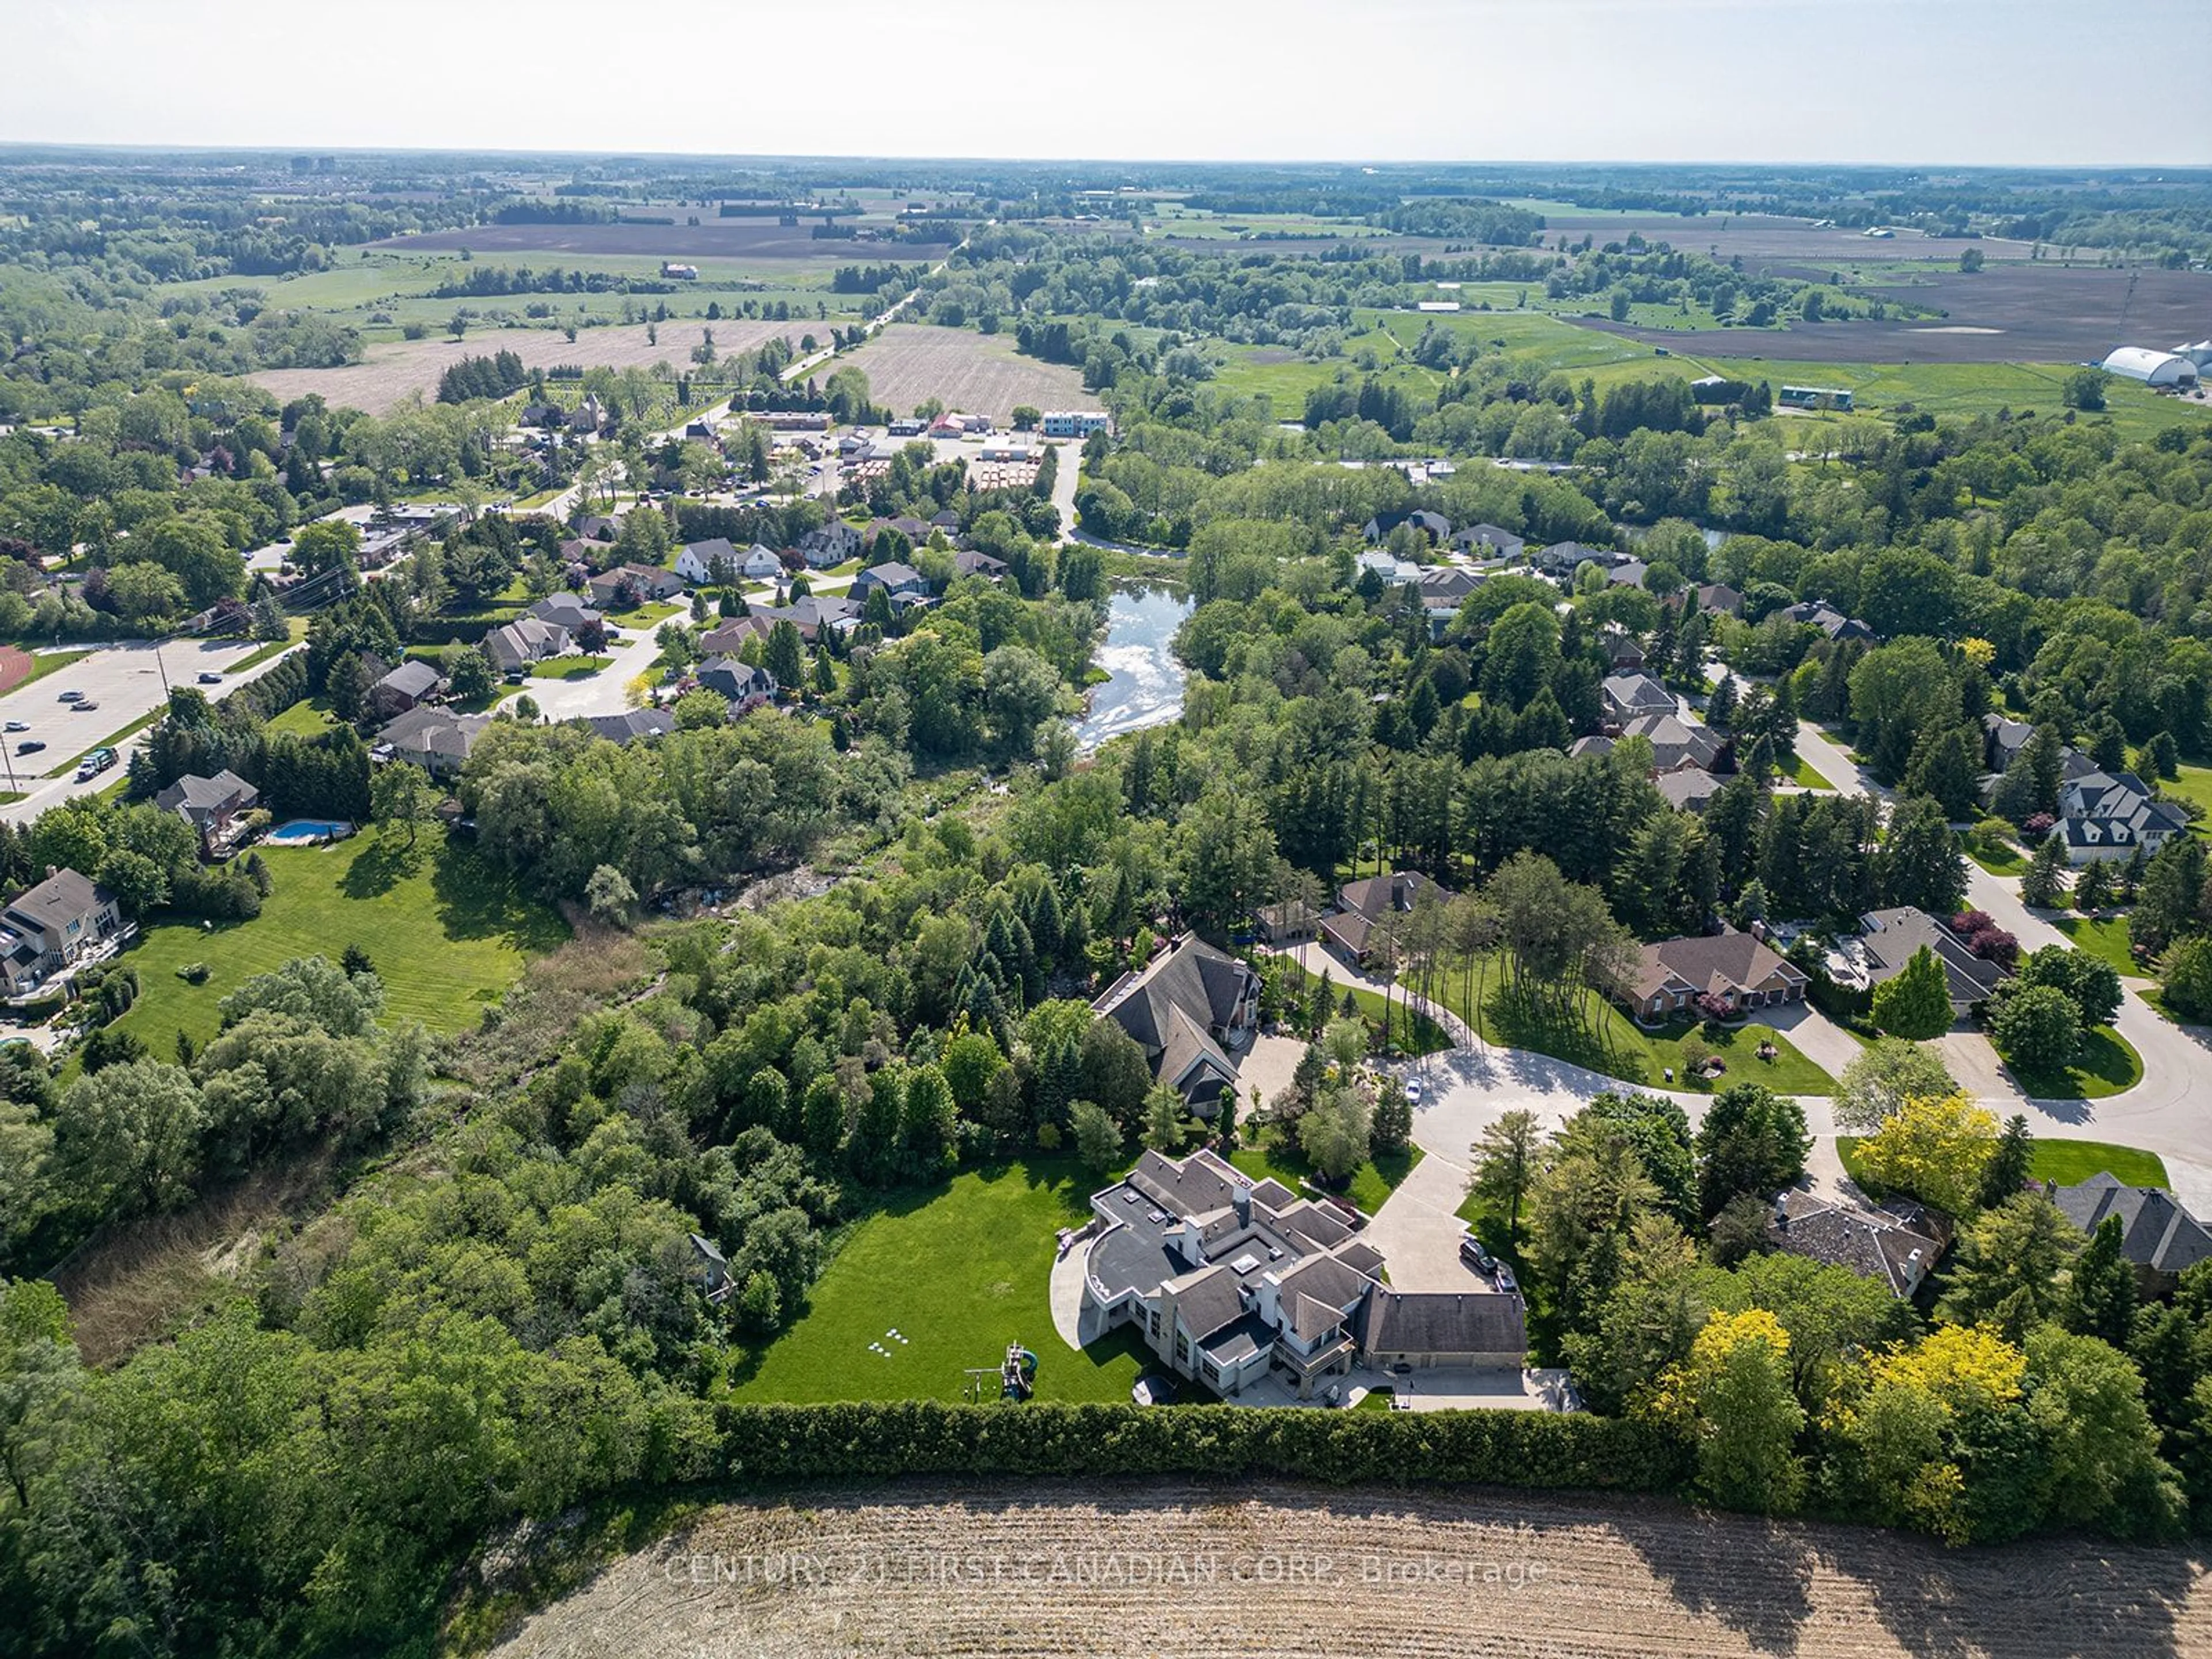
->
[1359, 1290, 1526, 1357]
[2054, 1174, 2212, 1275]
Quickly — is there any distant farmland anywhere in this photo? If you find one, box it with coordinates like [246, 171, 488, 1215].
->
[836, 324, 1088, 421]
[373, 221, 950, 263]
[249, 319, 820, 415]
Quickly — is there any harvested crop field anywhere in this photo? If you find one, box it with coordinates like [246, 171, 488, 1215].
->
[836, 324, 1088, 421]
[249, 320, 817, 415]
[1589, 266, 2212, 364]
[479, 1480, 2212, 1658]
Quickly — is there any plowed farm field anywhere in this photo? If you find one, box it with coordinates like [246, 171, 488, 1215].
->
[836, 325, 1088, 422]
[248, 320, 818, 415]
[478, 1480, 2212, 1658]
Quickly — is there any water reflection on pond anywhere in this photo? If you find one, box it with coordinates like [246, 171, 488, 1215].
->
[1073, 585, 1192, 752]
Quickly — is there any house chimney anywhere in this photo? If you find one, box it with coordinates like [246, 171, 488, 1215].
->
[1772, 1195, 1789, 1233]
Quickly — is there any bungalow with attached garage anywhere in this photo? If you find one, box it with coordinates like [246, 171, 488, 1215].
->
[851, 560, 927, 600]
[1451, 523, 1524, 557]
[1857, 906, 2006, 1015]
[1778, 600, 1876, 643]
[753, 594, 859, 643]
[1092, 935, 1258, 1113]
[1619, 711, 1725, 775]
[698, 615, 772, 656]
[1694, 582, 1744, 617]
[1620, 930, 1808, 1024]
[1077, 1148, 1527, 1399]
[582, 707, 677, 744]
[1530, 540, 1619, 578]
[1362, 509, 1451, 546]
[528, 592, 601, 632]
[375, 706, 490, 779]
[1321, 870, 1449, 965]
[585, 563, 685, 608]
[953, 548, 1010, 581]
[483, 616, 571, 674]
[0, 868, 128, 994]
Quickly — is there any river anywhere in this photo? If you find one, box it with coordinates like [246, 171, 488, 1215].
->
[1072, 585, 1192, 752]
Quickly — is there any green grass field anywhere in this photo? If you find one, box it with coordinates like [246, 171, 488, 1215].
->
[1967, 842, 2029, 877]
[106, 825, 566, 1054]
[1441, 961, 1838, 1094]
[1790, 755, 1833, 790]
[2160, 763, 2212, 830]
[529, 655, 613, 680]
[1230, 1125, 1421, 1218]
[2051, 914, 2140, 978]
[2004, 1025, 2143, 1101]
[264, 695, 336, 737]
[727, 1160, 1147, 1406]
[1839, 1134, 2166, 1192]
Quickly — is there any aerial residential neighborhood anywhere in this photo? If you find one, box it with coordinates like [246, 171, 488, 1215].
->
[1, 9, 2210, 1650]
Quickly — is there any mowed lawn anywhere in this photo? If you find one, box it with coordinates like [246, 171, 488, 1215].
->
[2003, 1024, 2143, 1101]
[1840, 1134, 2167, 1191]
[729, 1160, 1146, 1406]
[2052, 914, 2141, 978]
[108, 827, 566, 1052]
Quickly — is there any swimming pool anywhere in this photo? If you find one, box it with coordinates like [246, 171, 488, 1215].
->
[265, 819, 354, 847]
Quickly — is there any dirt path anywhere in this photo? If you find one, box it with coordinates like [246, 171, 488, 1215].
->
[479, 1480, 2210, 1658]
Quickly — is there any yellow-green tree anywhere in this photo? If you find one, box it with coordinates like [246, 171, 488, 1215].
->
[1650, 1307, 1805, 1513]
[1823, 1324, 2027, 1543]
[1856, 1092, 1997, 1214]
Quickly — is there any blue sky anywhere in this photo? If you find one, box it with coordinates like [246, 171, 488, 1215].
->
[4, 0, 2204, 165]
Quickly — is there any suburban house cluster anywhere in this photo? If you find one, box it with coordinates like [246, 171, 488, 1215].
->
[1078, 1147, 1527, 1399]
[1768, 1169, 2212, 1306]
[1983, 714, 2188, 865]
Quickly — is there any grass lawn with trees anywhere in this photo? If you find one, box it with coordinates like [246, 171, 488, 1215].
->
[1966, 842, 2029, 877]
[529, 655, 614, 680]
[2001, 1024, 2142, 1101]
[1790, 755, 1833, 790]
[104, 826, 567, 1054]
[726, 1160, 1147, 1406]
[1230, 1124, 1421, 1218]
[1839, 1134, 2167, 1192]
[2052, 914, 2140, 978]
[1444, 964, 1837, 1095]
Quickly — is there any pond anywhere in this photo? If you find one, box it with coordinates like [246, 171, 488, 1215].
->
[1073, 585, 1192, 753]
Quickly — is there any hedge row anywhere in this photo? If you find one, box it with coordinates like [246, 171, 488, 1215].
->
[716, 1401, 1686, 1492]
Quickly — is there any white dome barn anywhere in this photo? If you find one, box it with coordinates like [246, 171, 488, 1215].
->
[2100, 346, 2200, 386]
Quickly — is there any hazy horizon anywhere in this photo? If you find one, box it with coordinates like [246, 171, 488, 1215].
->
[7, 0, 2205, 169]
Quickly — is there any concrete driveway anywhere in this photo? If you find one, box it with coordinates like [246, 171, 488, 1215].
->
[1361, 1149, 1486, 1291]
[1746, 1002, 1863, 1078]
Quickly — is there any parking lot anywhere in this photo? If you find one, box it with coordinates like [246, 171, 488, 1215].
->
[0, 638, 293, 823]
